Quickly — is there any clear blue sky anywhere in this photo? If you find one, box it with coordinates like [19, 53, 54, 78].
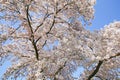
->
[0, 0, 120, 79]
[86, 0, 120, 31]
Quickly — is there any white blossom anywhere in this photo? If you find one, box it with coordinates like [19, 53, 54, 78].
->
[0, 0, 120, 80]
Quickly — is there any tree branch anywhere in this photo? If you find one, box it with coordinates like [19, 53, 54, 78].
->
[35, 36, 41, 44]
[56, 1, 74, 14]
[46, 16, 56, 36]
[26, 5, 33, 34]
[87, 60, 103, 80]
[42, 40, 47, 48]
[10, 26, 21, 35]
[53, 61, 67, 80]
[34, 12, 53, 33]
[104, 53, 120, 61]
[26, 5, 39, 60]
[87, 52, 120, 80]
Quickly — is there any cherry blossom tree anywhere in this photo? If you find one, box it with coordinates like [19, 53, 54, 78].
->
[0, 0, 120, 80]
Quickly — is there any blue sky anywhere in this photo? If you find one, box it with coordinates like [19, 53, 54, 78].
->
[86, 0, 120, 31]
[0, 0, 120, 79]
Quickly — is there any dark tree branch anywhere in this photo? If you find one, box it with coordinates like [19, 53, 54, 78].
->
[53, 61, 67, 80]
[34, 12, 53, 33]
[46, 1, 73, 35]
[26, 5, 33, 34]
[42, 40, 47, 48]
[56, 1, 74, 14]
[87, 60, 103, 80]
[87, 52, 120, 80]
[32, 41, 39, 60]
[10, 26, 21, 35]
[104, 53, 120, 61]
[41, 2, 74, 49]
[46, 16, 56, 36]
[26, 5, 39, 60]
[34, 7, 53, 46]
[35, 36, 41, 44]
[42, 7, 56, 48]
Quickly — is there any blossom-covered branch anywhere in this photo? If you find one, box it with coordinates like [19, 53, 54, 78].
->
[25, 4, 39, 60]
[88, 52, 120, 80]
